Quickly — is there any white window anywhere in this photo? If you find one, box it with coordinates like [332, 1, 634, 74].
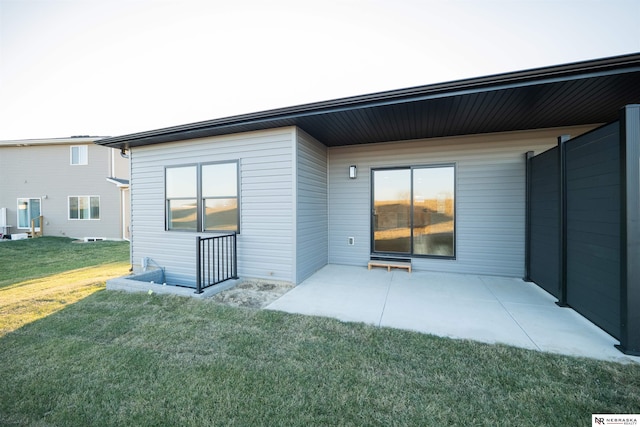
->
[17, 198, 41, 229]
[69, 196, 100, 220]
[70, 145, 88, 165]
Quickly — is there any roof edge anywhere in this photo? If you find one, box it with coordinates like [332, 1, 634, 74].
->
[0, 136, 107, 146]
[95, 52, 640, 148]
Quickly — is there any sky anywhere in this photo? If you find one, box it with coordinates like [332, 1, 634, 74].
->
[0, 0, 638, 141]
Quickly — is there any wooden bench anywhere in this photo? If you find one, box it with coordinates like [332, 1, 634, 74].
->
[367, 260, 412, 273]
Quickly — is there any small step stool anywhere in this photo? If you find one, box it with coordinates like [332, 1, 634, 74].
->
[367, 260, 412, 273]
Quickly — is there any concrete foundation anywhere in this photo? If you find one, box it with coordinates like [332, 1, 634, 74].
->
[106, 268, 240, 298]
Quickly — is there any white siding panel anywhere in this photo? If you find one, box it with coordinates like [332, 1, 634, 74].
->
[295, 129, 328, 283]
[130, 128, 295, 286]
[328, 125, 596, 277]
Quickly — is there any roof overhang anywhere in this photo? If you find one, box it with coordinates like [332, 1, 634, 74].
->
[95, 53, 640, 149]
[0, 136, 105, 147]
[106, 177, 130, 188]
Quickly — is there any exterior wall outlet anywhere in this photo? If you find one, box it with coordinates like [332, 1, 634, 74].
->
[348, 237, 355, 245]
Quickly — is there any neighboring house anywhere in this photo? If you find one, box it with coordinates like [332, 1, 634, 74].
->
[96, 53, 640, 354]
[0, 136, 130, 240]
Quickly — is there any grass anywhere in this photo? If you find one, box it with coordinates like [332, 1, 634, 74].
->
[1, 237, 639, 426]
[0, 237, 130, 337]
[0, 236, 130, 288]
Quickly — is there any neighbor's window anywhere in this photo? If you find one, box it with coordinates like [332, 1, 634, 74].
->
[69, 196, 100, 220]
[372, 165, 455, 258]
[165, 161, 239, 232]
[70, 145, 88, 165]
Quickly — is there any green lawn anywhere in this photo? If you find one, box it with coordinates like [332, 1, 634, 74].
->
[0, 237, 130, 336]
[1, 238, 639, 426]
[0, 236, 130, 288]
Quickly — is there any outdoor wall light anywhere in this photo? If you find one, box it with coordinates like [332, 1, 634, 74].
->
[349, 165, 357, 179]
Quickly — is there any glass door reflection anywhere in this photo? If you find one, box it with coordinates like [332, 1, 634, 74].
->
[372, 169, 411, 254]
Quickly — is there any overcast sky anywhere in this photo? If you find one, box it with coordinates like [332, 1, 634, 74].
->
[0, 0, 638, 140]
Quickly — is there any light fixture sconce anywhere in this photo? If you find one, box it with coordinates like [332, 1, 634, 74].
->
[349, 165, 357, 179]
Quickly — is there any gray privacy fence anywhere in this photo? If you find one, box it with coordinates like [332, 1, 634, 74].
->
[525, 105, 640, 356]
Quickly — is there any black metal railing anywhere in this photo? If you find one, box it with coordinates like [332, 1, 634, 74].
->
[196, 233, 238, 294]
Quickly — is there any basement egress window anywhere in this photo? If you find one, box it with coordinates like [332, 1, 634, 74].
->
[165, 161, 239, 233]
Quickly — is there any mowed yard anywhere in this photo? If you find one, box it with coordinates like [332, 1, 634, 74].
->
[1, 238, 639, 426]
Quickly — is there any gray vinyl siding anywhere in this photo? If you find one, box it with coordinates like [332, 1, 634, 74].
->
[0, 143, 125, 239]
[328, 125, 597, 277]
[295, 129, 328, 283]
[130, 128, 296, 287]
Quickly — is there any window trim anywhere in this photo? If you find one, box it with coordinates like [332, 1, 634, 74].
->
[165, 160, 240, 233]
[370, 163, 456, 259]
[70, 145, 88, 165]
[68, 195, 101, 220]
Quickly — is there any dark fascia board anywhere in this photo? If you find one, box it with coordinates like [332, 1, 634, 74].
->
[95, 52, 640, 149]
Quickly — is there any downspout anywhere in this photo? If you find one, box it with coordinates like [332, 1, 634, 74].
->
[111, 147, 116, 178]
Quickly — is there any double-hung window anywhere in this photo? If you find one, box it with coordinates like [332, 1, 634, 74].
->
[165, 161, 239, 232]
[69, 196, 100, 220]
[70, 145, 88, 165]
[166, 165, 198, 231]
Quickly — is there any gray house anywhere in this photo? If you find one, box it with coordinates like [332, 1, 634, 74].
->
[97, 54, 640, 354]
[0, 136, 130, 240]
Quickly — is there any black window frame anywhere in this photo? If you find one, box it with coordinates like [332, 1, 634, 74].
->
[165, 160, 240, 233]
[371, 163, 456, 259]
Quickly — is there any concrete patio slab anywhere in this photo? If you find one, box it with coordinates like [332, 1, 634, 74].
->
[266, 265, 640, 364]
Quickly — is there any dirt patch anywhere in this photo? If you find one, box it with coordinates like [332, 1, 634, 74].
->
[212, 280, 294, 309]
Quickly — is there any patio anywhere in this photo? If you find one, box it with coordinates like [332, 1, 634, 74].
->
[266, 264, 640, 363]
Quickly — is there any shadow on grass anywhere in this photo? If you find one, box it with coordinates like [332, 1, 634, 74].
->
[1, 289, 640, 426]
[0, 237, 130, 289]
[0, 262, 130, 337]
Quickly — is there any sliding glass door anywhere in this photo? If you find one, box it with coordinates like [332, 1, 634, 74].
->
[17, 198, 41, 230]
[372, 166, 455, 258]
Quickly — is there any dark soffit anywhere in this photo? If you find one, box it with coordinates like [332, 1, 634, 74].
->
[95, 53, 640, 149]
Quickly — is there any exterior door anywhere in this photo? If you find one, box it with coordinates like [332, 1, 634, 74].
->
[17, 198, 41, 231]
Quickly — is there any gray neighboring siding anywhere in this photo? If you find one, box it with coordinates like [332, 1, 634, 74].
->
[0, 143, 124, 239]
[130, 128, 296, 287]
[328, 126, 596, 277]
[295, 129, 328, 284]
